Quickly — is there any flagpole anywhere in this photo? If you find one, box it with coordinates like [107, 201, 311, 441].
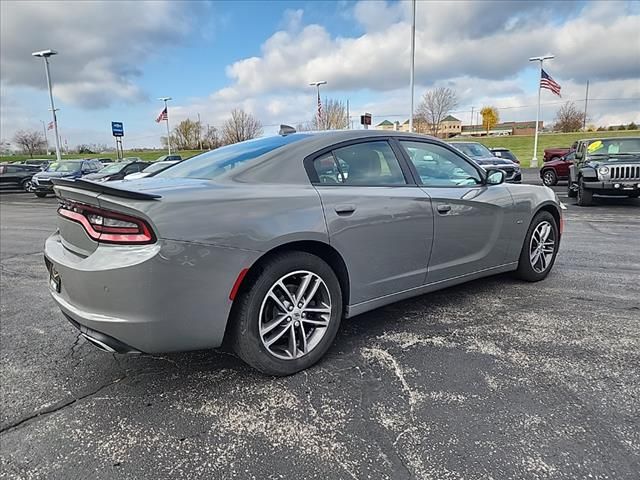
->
[529, 54, 554, 168]
[409, 0, 416, 133]
[309, 81, 326, 130]
[159, 97, 172, 155]
[41, 121, 49, 155]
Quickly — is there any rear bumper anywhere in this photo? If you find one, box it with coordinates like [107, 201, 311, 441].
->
[44, 231, 260, 353]
[583, 180, 640, 196]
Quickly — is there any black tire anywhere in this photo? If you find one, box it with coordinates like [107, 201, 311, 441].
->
[541, 169, 557, 186]
[35, 192, 47, 198]
[230, 251, 342, 376]
[576, 177, 593, 206]
[515, 211, 559, 282]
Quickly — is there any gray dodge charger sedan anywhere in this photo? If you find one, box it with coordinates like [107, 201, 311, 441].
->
[45, 130, 562, 375]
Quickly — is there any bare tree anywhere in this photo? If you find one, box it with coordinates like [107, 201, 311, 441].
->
[312, 98, 348, 130]
[554, 102, 586, 133]
[170, 119, 201, 150]
[202, 125, 222, 150]
[13, 130, 46, 157]
[416, 87, 458, 136]
[221, 109, 263, 144]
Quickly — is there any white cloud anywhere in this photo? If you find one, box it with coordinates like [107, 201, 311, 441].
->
[0, 0, 201, 108]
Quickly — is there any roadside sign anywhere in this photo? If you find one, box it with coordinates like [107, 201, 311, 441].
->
[360, 113, 372, 126]
[111, 121, 124, 137]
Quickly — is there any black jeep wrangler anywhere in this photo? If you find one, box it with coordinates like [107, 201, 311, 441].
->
[568, 137, 640, 206]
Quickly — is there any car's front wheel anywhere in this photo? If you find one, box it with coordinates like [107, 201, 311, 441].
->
[515, 211, 559, 282]
[541, 169, 557, 186]
[21, 179, 33, 192]
[576, 177, 593, 206]
[230, 251, 342, 376]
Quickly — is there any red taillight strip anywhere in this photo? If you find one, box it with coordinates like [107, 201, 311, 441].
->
[57, 204, 155, 245]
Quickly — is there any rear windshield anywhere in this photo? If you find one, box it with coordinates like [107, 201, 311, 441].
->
[156, 134, 310, 180]
[450, 143, 493, 158]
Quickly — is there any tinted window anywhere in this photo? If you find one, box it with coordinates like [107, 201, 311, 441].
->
[157, 134, 311, 180]
[400, 141, 482, 187]
[317, 141, 405, 186]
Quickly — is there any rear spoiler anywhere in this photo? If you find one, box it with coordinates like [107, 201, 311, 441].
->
[51, 178, 161, 200]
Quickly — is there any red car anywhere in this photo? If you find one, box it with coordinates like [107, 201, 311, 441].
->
[540, 152, 574, 186]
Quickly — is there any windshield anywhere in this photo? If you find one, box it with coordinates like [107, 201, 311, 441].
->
[587, 138, 640, 159]
[98, 163, 126, 174]
[451, 143, 493, 158]
[46, 161, 83, 173]
[157, 134, 311, 180]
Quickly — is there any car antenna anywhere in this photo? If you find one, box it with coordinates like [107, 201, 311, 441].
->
[279, 124, 296, 136]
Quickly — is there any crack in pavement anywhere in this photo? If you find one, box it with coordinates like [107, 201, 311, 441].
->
[0, 376, 126, 435]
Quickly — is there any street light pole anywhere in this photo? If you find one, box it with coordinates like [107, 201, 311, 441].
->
[32, 50, 62, 162]
[409, 0, 416, 132]
[529, 54, 554, 168]
[309, 81, 327, 129]
[159, 97, 172, 155]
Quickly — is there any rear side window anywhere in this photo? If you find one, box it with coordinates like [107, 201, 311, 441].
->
[313, 141, 406, 186]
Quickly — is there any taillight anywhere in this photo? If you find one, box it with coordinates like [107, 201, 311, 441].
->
[58, 201, 155, 244]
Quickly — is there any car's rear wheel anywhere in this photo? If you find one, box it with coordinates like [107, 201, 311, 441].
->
[542, 169, 557, 186]
[515, 211, 559, 282]
[230, 251, 342, 376]
[576, 177, 593, 206]
[35, 192, 47, 198]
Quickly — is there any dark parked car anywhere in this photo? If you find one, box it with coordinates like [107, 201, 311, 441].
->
[45, 130, 562, 375]
[544, 142, 577, 162]
[24, 159, 51, 170]
[0, 163, 40, 191]
[32, 159, 102, 197]
[568, 137, 640, 206]
[540, 152, 574, 186]
[82, 161, 149, 182]
[490, 147, 520, 164]
[450, 142, 522, 183]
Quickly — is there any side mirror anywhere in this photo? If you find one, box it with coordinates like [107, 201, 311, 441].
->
[486, 168, 505, 185]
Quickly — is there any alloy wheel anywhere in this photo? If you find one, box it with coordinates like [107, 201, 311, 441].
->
[529, 221, 555, 273]
[542, 171, 556, 186]
[259, 270, 332, 360]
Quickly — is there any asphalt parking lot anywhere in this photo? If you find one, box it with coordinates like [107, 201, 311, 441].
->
[1, 170, 639, 479]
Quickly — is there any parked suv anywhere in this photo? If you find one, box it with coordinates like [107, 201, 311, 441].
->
[544, 142, 577, 163]
[540, 152, 574, 186]
[0, 163, 40, 191]
[83, 160, 149, 182]
[449, 142, 522, 183]
[568, 137, 640, 206]
[32, 159, 102, 197]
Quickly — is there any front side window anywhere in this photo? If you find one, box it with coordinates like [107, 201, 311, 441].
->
[400, 141, 482, 187]
[47, 161, 83, 173]
[315, 141, 406, 186]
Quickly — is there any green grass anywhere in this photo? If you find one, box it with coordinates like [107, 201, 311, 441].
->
[0, 150, 203, 163]
[466, 130, 640, 167]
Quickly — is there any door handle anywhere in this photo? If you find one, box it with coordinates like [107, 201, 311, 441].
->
[437, 204, 452, 214]
[334, 204, 356, 215]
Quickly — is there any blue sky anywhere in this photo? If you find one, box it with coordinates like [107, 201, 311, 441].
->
[1, 0, 638, 148]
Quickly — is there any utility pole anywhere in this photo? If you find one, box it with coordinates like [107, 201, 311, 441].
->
[529, 54, 555, 168]
[408, 0, 416, 132]
[583, 80, 589, 131]
[197, 112, 203, 150]
[346, 99, 350, 129]
[32, 50, 62, 162]
[470, 106, 474, 134]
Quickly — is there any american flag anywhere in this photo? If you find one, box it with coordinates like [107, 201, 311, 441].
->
[156, 107, 168, 123]
[47, 121, 54, 130]
[540, 69, 561, 97]
[317, 91, 322, 126]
